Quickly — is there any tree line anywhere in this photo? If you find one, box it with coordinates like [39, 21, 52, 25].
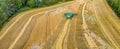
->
[0, 0, 72, 29]
[107, 0, 120, 17]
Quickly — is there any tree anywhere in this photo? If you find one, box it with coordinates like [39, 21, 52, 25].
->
[35, 0, 43, 7]
[16, 0, 22, 9]
[42, 0, 49, 5]
[27, 0, 36, 8]
[0, 7, 8, 24]
[21, 0, 28, 6]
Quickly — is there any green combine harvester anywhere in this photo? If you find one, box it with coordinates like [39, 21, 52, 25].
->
[64, 12, 73, 19]
[64, 12, 77, 19]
